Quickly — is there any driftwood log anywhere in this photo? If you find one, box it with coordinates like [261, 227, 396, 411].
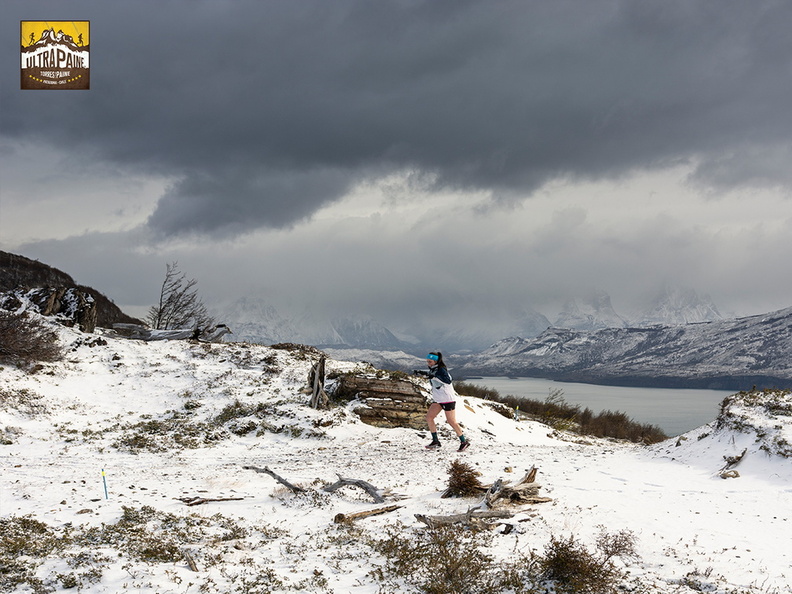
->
[323, 476, 385, 503]
[243, 465, 306, 493]
[718, 448, 747, 478]
[721, 448, 747, 471]
[176, 496, 245, 506]
[415, 509, 515, 529]
[480, 466, 551, 507]
[333, 505, 402, 524]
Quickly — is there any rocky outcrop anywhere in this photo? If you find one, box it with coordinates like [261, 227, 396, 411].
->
[330, 374, 430, 429]
[0, 287, 97, 332]
[0, 251, 142, 328]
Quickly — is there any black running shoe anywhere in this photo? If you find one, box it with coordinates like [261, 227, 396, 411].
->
[425, 441, 441, 450]
[457, 441, 470, 452]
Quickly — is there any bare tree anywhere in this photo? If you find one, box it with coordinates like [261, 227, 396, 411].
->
[147, 262, 214, 330]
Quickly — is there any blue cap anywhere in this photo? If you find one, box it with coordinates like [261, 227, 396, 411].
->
[426, 354, 439, 361]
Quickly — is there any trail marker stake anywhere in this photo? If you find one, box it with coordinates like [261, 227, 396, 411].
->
[102, 468, 108, 499]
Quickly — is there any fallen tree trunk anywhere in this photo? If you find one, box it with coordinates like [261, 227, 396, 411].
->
[333, 505, 402, 524]
[176, 496, 245, 506]
[415, 509, 514, 529]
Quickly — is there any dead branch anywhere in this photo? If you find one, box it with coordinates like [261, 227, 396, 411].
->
[721, 448, 747, 471]
[333, 504, 402, 524]
[525, 466, 538, 483]
[323, 476, 385, 503]
[415, 509, 514, 529]
[176, 496, 245, 506]
[243, 465, 306, 493]
[478, 465, 551, 506]
[483, 478, 504, 509]
[183, 549, 199, 572]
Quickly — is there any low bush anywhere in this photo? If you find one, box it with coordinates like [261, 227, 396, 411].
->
[368, 523, 526, 594]
[577, 408, 667, 443]
[443, 459, 484, 498]
[537, 529, 638, 594]
[0, 516, 70, 591]
[452, 381, 501, 401]
[213, 399, 270, 425]
[0, 311, 63, 366]
[0, 387, 47, 417]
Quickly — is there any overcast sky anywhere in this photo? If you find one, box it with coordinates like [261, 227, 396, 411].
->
[2, 0, 792, 330]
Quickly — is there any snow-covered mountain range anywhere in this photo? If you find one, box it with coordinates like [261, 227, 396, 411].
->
[215, 298, 554, 354]
[551, 286, 723, 331]
[457, 306, 792, 390]
[215, 287, 725, 355]
[212, 292, 790, 388]
[216, 298, 402, 349]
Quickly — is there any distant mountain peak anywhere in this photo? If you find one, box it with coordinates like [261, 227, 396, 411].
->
[634, 285, 722, 326]
[554, 290, 626, 331]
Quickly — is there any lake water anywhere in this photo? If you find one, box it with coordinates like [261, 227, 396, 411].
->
[464, 376, 735, 437]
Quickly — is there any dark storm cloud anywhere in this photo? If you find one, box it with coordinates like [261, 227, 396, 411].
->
[151, 166, 351, 236]
[4, 0, 792, 236]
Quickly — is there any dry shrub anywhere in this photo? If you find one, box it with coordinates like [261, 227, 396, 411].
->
[453, 381, 501, 401]
[0, 387, 47, 417]
[0, 516, 67, 592]
[443, 459, 484, 498]
[0, 311, 63, 366]
[538, 529, 638, 594]
[369, 524, 526, 594]
[577, 408, 667, 443]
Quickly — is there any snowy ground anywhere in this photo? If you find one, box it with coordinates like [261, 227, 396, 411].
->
[1, 322, 791, 593]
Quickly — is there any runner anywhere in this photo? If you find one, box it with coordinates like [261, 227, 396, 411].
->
[414, 352, 470, 452]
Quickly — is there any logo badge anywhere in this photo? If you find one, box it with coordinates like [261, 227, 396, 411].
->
[21, 21, 90, 90]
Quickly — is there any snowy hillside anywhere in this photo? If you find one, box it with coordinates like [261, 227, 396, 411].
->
[460, 306, 792, 390]
[2, 321, 791, 592]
